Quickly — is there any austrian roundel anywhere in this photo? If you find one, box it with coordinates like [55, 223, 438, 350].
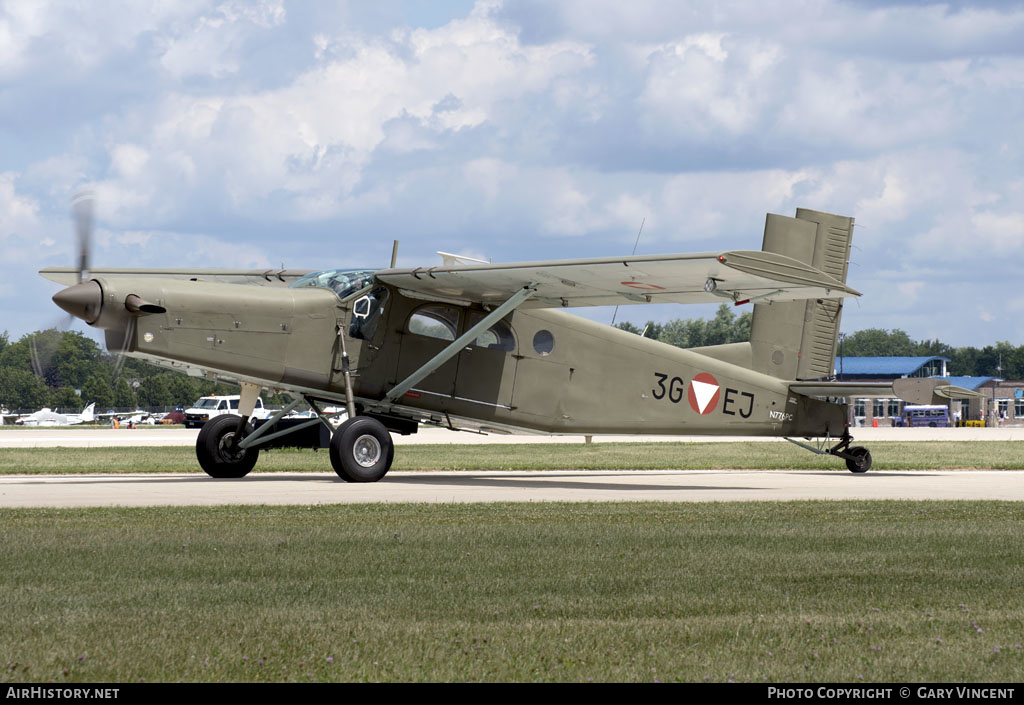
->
[688, 372, 721, 415]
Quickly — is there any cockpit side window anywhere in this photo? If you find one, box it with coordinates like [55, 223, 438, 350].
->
[407, 305, 460, 341]
[465, 311, 516, 352]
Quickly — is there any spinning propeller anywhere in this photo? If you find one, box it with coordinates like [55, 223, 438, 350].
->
[29, 191, 96, 379]
[37, 191, 149, 385]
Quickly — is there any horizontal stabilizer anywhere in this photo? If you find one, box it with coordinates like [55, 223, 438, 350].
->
[893, 378, 986, 405]
[790, 378, 985, 404]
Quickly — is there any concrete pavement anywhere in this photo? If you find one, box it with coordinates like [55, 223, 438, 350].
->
[2, 425, 1023, 448]
[2, 469, 1023, 508]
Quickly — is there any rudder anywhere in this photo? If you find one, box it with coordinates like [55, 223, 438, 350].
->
[749, 208, 854, 380]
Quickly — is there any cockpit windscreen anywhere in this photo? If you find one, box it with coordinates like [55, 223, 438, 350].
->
[289, 269, 376, 299]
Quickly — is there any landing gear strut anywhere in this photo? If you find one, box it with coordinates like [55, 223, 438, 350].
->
[194, 392, 398, 482]
[785, 427, 872, 474]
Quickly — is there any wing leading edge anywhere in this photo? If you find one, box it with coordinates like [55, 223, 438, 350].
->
[39, 268, 313, 287]
[376, 250, 860, 309]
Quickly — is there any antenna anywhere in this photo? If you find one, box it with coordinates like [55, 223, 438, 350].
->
[610, 218, 645, 327]
[391, 240, 399, 268]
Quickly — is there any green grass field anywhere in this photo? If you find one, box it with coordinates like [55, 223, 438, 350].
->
[3, 502, 1024, 683]
[1, 440, 1023, 474]
[3, 443, 1024, 682]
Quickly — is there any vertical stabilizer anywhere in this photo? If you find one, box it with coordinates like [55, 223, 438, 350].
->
[749, 208, 854, 380]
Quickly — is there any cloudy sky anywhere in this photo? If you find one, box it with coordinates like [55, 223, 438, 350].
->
[2, 0, 1023, 347]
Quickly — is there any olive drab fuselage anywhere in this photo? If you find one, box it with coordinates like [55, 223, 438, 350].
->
[109, 274, 846, 439]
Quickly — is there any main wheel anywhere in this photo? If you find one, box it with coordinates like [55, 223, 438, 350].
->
[330, 416, 394, 482]
[845, 446, 872, 474]
[196, 414, 259, 478]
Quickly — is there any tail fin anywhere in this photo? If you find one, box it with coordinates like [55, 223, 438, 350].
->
[748, 208, 854, 380]
[81, 402, 96, 423]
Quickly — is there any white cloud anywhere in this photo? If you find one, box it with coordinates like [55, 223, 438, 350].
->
[0, 172, 40, 238]
[658, 169, 813, 241]
[639, 33, 782, 137]
[971, 211, 1024, 253]
[6, 0, 1024, 349]
[158, 1, 287, 79]
[896, 280, 925, 304]
[0, 0, 209, 78]
[90, 8, 593, 224]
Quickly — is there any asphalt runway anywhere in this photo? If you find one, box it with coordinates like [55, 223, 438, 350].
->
[2, 425, 1023, 447]
[2, 470, 1024, 507]
[2, 426, 1022, 508]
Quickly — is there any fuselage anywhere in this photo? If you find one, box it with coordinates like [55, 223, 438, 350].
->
[66, 273, 847, 438]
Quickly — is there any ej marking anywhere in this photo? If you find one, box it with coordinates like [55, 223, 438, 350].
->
[722, 388, 754, 418]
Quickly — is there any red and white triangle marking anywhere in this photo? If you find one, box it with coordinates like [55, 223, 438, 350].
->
[687, 372, 721, 415]
[690, 379, 719, 414]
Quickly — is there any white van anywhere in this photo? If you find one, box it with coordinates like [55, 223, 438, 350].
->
[184, 395, 271, 429]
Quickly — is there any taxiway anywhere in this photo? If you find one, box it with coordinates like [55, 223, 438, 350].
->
[2, 470, 1023, 508]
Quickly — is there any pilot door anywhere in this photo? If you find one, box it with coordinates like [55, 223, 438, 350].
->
[339, 286, 392, 398]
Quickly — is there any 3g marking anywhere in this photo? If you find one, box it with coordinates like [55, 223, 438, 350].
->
[652, 372, 686, 403]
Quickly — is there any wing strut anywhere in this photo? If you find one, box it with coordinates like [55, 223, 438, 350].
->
[384, 283, 538, 403]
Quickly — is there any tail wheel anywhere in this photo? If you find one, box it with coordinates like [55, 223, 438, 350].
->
[330, 416, 394, 482]
[845, 446, 872, 474]
[196, 415, 259, 478]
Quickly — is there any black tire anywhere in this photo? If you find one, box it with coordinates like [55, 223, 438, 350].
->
[330, 416, 394, 482]
[196, 414, 259, 478]
[845, 446, 872, 474]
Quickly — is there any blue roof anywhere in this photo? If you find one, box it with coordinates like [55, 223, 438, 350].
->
[835, 356, 948, 376]
[940, 376, 998, 391]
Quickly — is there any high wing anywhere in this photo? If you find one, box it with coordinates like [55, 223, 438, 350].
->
[790, 379, 985, 404]
[376, 250, 860, 308]
[39, 268, 313, 287]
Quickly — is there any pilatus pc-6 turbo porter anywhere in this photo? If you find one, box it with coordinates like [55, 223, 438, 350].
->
[43, 206, 975, 481]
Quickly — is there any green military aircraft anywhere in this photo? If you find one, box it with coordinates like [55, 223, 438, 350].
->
[43, 206, 978, 481]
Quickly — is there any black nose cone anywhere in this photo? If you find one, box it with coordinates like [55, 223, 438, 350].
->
[53, 281, 102, 324]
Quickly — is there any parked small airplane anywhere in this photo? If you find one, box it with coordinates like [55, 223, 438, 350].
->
[94, 409, 158, 426]
[43, 206, 979, 480]
[16, 403, 96, 427]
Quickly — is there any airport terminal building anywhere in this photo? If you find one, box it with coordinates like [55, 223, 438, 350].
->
[834, 356, 1023, 427]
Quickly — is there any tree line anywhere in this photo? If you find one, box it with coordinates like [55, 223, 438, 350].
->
[0, 329, 238, 412]
[2, 308, 1020, 411]
[617, 304, 1022, 378]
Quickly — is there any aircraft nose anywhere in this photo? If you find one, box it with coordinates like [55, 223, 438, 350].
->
[52, 280, 102, 324]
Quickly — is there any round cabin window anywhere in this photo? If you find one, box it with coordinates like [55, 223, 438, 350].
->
[532, 330, 555, 356]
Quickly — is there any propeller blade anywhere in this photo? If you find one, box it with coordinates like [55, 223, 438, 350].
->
[110, 317, 136, 386]
[28, 315, 74, 379]
[71, 190, 95, 284]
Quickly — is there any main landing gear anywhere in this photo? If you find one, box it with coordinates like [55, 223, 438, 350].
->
[329, 416, 395, 482]
[194, 397, 396, 482]
[785, 427, 873, 474]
